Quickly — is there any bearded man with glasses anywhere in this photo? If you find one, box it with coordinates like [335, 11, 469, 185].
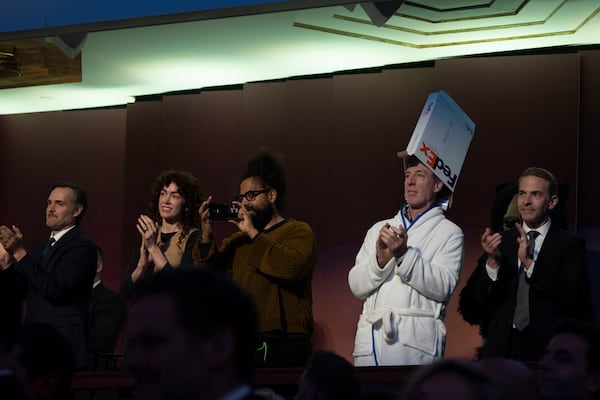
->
[194, 150, 317, 368]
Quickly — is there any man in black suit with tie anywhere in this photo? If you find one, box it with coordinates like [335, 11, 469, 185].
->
[475, 167, 592, 362]
[0, 182, 97, 370]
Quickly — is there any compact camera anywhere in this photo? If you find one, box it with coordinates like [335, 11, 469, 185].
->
[208, 203, 240, 220]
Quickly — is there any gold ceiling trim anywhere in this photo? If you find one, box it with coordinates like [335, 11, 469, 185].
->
[333, 14, 544, 35]
[389, 10, 518, 24]
[402, 0, 507, 14]
[293, 5, 600, 49]
[332, 1, 564, 35]
[394, 0, 530, 24]
[294, 22, 417, 47]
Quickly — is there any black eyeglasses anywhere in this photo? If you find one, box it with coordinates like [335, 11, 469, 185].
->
[235, 188, 270, 202]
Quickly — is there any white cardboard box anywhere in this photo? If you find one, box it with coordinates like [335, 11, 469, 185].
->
[405, 90, 475, 192]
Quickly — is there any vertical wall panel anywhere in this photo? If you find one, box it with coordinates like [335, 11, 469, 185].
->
[122, 101, 163, 276]
[241, 82, 286, 159]
[578, 50, 600, 322]
[160, 89, 244, 239]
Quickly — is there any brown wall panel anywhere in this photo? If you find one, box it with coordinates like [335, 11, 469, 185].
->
[280, 77, 362, 357]
[281, 78, 332, 229]
[121, 101, 163, 276]
[330, 73, 391, 246]
[161, 90, 244, 240]
[579, 50, 600, 227]
[578, 50, 600, 321]
[160, 94, 204, 171]
[241, 82, 286, 159]
[186, 89, 243, 201]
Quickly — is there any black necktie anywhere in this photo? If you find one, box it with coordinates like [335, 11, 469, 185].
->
[513, 230, 539, 330]
[43, 237, 56, 257]
[525, 231, 539, 260]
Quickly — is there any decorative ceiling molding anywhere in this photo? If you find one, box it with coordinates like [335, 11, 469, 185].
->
[2, 0, 600, 114]
[294, 0, 600, 48]
[398, 0, 527, 21]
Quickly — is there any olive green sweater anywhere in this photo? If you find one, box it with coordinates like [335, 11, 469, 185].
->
[194, 218, 317, 335]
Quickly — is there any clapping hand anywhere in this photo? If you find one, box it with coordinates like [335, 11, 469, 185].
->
[376, 223, 408, 268]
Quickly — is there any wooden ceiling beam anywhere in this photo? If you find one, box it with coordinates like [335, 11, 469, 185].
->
[0, 39, 81, 89]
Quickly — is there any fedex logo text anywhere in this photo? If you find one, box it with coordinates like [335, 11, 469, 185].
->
[418, 142, 457, 188]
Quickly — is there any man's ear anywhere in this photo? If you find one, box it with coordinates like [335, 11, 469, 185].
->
[268, 189, 278, 205]
[548, 194, 558, 210]
[73, 204, 84, 218]
[434, 180, 443, 193]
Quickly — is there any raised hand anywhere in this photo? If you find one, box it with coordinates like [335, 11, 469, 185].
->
[481, 227, 502, 268]
[376, 223, 408, 268]
[230, 201, 259, 239]
[137, 214, 159, 250]
[0, 241, 12, 270]
[199, 196, 214, 243]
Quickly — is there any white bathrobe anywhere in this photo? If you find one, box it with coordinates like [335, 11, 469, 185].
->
[348, 206, 464, 366]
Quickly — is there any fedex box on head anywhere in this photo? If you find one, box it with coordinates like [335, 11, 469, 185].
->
[399, 90, 475, 207]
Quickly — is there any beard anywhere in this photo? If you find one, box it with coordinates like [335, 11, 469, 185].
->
[249, 205, 274, 232]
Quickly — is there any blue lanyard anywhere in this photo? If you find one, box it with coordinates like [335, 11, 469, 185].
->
[370, 202, 439, 365]
[400, 202, 439, 232]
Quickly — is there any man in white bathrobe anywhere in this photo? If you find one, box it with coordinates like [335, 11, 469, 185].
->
[348, 155, 464, 366]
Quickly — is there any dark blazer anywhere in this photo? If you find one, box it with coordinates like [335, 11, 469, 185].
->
[0, 266, 26, 348]
[12, 225, 97, 369]
[476, 223, 592, 361]
[88, 282, 127, 370]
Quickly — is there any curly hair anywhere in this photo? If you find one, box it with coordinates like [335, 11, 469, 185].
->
[146, 170, 203, 244]
[240, 150, 287, 212]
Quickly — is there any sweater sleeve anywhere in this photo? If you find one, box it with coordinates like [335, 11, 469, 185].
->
[248, 220, 317, 284]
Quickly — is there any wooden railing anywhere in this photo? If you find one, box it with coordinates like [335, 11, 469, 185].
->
[72, 365, 417, 390]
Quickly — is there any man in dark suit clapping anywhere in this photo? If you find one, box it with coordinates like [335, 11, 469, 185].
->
[475, 167, 593, 362]
[0, 182, 97, 370]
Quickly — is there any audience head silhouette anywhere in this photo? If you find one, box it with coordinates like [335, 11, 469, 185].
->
[401, 359, 507, 400]
[125, 268, 258, 400]
[537, 320, 600, 400]
[295, 350, 361, 400]
[8, 323, 74, 400]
